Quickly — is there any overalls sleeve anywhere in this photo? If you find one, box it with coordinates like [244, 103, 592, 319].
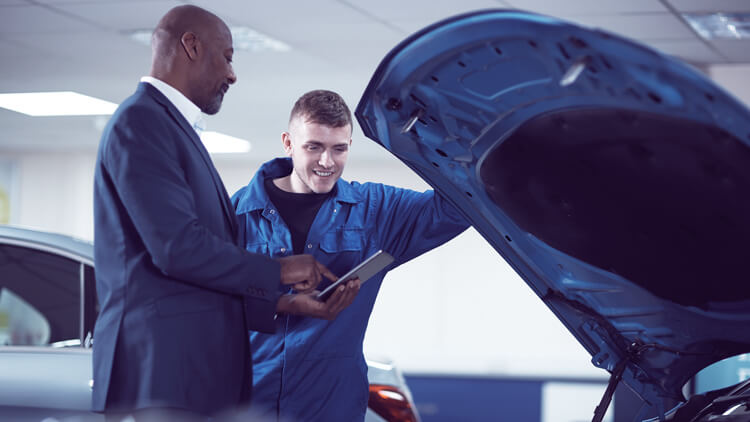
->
[370, 184, 470, 265]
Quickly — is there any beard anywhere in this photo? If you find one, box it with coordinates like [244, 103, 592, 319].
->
[201, 91, 223, 115]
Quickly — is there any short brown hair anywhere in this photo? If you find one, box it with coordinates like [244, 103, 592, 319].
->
[289, 90, 352, 130]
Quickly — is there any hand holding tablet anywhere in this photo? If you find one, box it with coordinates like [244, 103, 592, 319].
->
[317, 250, 394, 301]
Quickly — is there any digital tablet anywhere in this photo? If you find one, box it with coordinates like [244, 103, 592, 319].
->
[316, 250, 394, 301]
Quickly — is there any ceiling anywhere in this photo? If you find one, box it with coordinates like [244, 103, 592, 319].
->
[1, 0, 749, 161]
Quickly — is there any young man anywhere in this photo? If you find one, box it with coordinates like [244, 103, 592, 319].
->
[93, 8, 355, 421]
[232, 90, 469, 421]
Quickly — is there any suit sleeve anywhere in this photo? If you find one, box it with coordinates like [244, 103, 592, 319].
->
[101, 104, 281, 313]
[372, 184, 470, 266]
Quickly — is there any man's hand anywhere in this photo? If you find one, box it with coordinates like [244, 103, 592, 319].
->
[276, 279, 361, 320]
[277, 254, 337, 292]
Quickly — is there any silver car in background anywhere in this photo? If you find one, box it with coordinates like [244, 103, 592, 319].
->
[0, 225, 419, 422]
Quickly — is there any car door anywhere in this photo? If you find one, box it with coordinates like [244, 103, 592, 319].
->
[0, 236, 101, 421]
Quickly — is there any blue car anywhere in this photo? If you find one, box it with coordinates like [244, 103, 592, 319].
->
[356, 9, 750, 422]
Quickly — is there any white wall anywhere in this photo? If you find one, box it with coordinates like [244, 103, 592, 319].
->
[6, 151, 95, 241]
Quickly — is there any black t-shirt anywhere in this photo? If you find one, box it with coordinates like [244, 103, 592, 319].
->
[264, 177, 331, 254]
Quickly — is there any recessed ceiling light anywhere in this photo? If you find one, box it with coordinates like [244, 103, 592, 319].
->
[0, 91, 118, 116]
[200, 131, 251, 154]
[128, 26, 291, 52]
[683, 13, 750, 39]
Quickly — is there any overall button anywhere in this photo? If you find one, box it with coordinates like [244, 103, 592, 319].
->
[280, 247, 287, 253]
[307, 244, 313, 249]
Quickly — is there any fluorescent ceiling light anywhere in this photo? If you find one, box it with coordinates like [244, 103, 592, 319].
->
[200, 131, 251, 154]
[683, 13, 750, 39]
[0, 91, 118, 116]
[129, 26, 291, 52]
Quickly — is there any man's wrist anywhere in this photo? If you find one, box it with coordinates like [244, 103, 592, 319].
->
[276, 294, 292, 315]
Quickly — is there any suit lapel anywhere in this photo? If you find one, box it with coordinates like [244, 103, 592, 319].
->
[140, 83, 239, 238]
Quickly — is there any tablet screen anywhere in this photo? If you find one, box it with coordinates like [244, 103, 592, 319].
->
[316, 250, 394, 301]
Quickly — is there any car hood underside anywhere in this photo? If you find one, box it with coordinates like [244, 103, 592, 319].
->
[355, 9, 750, 416]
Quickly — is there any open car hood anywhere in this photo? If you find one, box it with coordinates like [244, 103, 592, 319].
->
[355, 9, 750, 418]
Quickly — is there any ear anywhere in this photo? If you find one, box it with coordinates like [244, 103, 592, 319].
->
[180, 32, 200, 61]
[281, 132, 293, 156]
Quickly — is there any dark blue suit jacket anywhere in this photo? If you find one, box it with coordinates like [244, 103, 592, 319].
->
[92, 83, 280, 415]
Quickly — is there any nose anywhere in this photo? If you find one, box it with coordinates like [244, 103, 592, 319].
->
[227, 66, 237, 85]
[318, 150, 333, 168]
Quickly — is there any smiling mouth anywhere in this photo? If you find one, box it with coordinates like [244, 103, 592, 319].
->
[313, 170, 333, 177]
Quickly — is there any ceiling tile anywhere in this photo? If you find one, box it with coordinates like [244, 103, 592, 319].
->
[34, 0, 175, 3]
[187, 0, 392, 57]
[646, 39, 727, 64]
[187, 1, 406, 59]
[0, 3, 98, 33]
[341, 0, 510, 23]
[711, 39, 750, 63]
[294, 38, 399, 72]
[666, 0, 750, 13]
[385, 4, 520, 35]
[192, 0, 374, 27]
[285, 21, 403, 44]
[54, 0, 181, 31]
[0, 30, 148, 97]
[505, 0, 668, 15]
[564, 13, 697, 41]
[0, 39, 38, 59]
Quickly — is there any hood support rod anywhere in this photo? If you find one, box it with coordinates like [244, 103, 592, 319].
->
[592, 358, 627, 422]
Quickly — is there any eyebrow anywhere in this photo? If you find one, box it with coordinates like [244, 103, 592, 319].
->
[303, 140, 349, 147]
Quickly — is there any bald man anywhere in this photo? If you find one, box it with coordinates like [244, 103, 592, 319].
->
[93, 5, 359, 421]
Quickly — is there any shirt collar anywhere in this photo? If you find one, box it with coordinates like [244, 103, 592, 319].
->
[140, 76, 205, 135]
[233, 157, 363, 214]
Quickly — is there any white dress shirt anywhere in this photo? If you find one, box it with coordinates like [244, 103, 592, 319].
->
[140, 76, 205, 136]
